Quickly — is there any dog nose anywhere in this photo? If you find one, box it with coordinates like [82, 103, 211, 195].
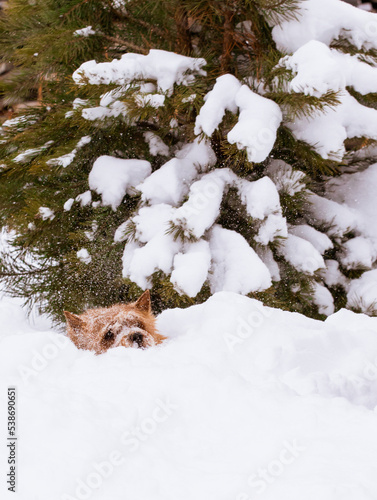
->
[129, 331, 144, 348]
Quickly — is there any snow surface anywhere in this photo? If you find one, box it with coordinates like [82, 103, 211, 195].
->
[2, 292, 377, 500]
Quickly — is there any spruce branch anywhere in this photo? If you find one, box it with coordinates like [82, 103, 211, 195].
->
[102, 35, 148, 54]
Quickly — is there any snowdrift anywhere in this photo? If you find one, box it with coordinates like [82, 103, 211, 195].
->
[1, 292, 377, 499]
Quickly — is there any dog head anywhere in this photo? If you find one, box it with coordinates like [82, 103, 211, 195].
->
[64, 290, 165, 354]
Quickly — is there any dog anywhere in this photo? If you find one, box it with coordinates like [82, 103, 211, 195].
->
[64, 290, 165, 354]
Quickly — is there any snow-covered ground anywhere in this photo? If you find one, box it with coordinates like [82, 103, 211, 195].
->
[1, 291, 377, 499]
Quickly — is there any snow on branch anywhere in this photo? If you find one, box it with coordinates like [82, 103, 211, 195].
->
[209, 225, 272, 294]
[287, 91, 377, 160]
[272, 0, 377, 53]
[227, 85, 282, 163]
[138, 139, 216, 206]
[195, 75, 282, 163]
[88, 156, 151, 210]
[278, 40, 377, 97]
[194, 74, 242, 136]
[73, 49, 207, 94]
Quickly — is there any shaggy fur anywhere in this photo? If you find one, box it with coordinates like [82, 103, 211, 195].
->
[64, 290, 165, 354]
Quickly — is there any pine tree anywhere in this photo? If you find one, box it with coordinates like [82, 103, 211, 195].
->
[1, 0, 377, 321]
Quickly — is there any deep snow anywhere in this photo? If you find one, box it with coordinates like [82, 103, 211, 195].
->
[1, 292, 377, 499]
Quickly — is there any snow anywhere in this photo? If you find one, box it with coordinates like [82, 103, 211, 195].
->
[227, 85, 282, 163]
[73, 49, 207, 94]
[272, 0, 377, 53]
[46, 136, 91, 168]
[194, 74, 242, 136]
[12, 141, 54, 163]
[75, 190, 92, 207]
[194, 76, 282, 162]
[208, 225, 272, 294]
[74, 26, 96, 37]
[313, 282, 335, 316]
[72, 98, 89, 109]
[82, 101, 128, 121]
[135, 93, 165, 108]
[88, 156, 151, 210]
[322, 259, 349, 289]
[256, 213, 288, 245]
[271, 2, 377, 161]
[114, 221, 129, 243]
[279, 40, 377, 97]
[138, 139, 216, 206]
[124, 232, 181, 290]
[132, 204, 176, 243]
[347, 269, 377, 313]
[314, 163, 377, 273]
[170, 240, 211, 297]
[339, 236, 377, 270]
[84, 222, 98, 241]
[287, 91, 377, 160]
[266, 160, 306, 196]
[2, 292, 377, 499]
[77, 248, 92, 264]
[325, 163, 377, 243]
[63, 198, 74, 211]
[306, 192, 358, 237]
[143, 132, 169, 156]
[289, 224, 333, 254]
[122, 206, 181, 288]
[237, 176, 281, 220]
[38, 207, 55, 221]
[122, 164, 289, 296]
[278, 233, 325, 274]
[171, 170, 230, 239]
[257, 246, 281, 282]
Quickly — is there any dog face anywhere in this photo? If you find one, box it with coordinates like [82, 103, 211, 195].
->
[64, 290, 165, 354]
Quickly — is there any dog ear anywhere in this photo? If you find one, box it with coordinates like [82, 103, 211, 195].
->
[134, 290, 151, 313]
[64, 311, 83, 331]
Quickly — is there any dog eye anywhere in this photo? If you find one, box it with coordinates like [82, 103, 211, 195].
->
[103, 330, 115, 342]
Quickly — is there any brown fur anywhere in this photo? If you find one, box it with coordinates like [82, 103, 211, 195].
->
[64, 290, 165, 354]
